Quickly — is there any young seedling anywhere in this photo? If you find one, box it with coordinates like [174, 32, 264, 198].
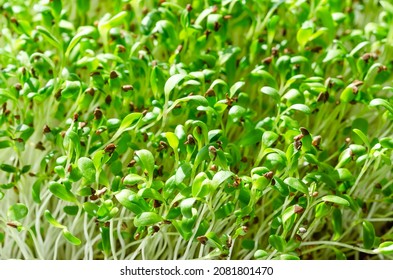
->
[0, 0, 392, 260]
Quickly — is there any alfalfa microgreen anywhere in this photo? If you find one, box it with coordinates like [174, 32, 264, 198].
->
[0, 0, 392, 260]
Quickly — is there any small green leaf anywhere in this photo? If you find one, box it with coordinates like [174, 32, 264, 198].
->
[380, 137, 393, 149]
[211, 171, 234, 189]
[252, 176, 270, 191]
[0, 164, 18, 173]
[374, 242, 393, 255]
[286, 104, 311, 114]
[166, 132, 179, 151]
[97, 202, 111, 219]
[98, 11, 127, 41]
[349, 144, 367, 155]
[83, 202, 99, 217]
[65, 26, 96, 58]
[164, 74, 187, 99]
[49, 181, 78, 204]
[105, 11, 127, 27]
[251, 69, 278, 88]
[63, 228, 81, 245]
[175, 162, 192, 184]
[353, 129, 370, 148]
[0, 141, 12, 149]
[349, 41, 370, 56]
[107, 119, 120, 131]
[61, 81, 81, 99]
[268, 235, 286, 252]
[261, 86, 280, 102]
[323, 49, 345, 63]
[336, 148, 352, 168]
[63, 206, 79, 216]
[332, 208, 343, 240]
[241, 239, 255, 250]
[254, 250, 268, 259]
[123, 174, 146, 185]
[152, 20, 179, 50]
[111, 113, 142, 141]
[321, 195, 350, 206]
[290, 56, 308, 64]
[362, 221, 376, 249]
[8, 203, 28, 221]
[370, 98, 393, 115]
[36, 26, 61, 50]
[134, 212, 162, 227]
[262, 131, 279, 149]
[135, 149, 155, 181]
[171, 220, 190, 240]
[296, 21, 314, 48]
[175, 95, 208, 107]
[92, 150, 106, 170]
[69, 164, 83, 183]
[229, 81, 245, 98]
[205, 232, 223, 251]
[315, 202, 331, 218]
[119, 113, 142, 132]
[54, 166, 66, 178]
[0, 183, 14, 190]
[77, 157, 96, 183]
[63, 130, 81, 158]
[138, 188, 164, 202]
[207, 13, 223, 31]
[150, 66, 165, 98]
[334, 168, 353, 181]
[277, 254, 300, 260]
[100, 226, 111, 255]
[115, 189, 147, 215]
[215, 202, 235, 220]
[267, 15, 279, 44]
[284, 177, 308, 194]
[44, 210, 64, 228]
[282, 205, 297, 232]
[180, 198, 196, 219]
[228, 105, 246, 122]
[272, 177, 289, 196]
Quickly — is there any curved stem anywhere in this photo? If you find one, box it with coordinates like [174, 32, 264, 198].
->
[300, 241, 376, 255]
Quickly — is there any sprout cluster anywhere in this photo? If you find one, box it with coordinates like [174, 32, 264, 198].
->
[0, 0, 392, 260]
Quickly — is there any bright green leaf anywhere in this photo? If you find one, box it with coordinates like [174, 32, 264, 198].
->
[49, 182, 78, 204]
[322, 195, 350, 206]
[268, 235, 286, 252]
[374, 242, 393, 255]
[77, 157, 96, 183]
[8, 203, 28, 221]
[363, 221, 376, 249]
[134, 212, 162, 227]
[44, 210, 65, 229]
[63, 228, 81, 245]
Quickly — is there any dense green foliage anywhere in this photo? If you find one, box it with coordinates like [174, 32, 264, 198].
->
[0, 0, 392, 260]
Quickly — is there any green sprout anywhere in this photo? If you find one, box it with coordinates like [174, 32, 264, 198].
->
[0, 0, 392, 260]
